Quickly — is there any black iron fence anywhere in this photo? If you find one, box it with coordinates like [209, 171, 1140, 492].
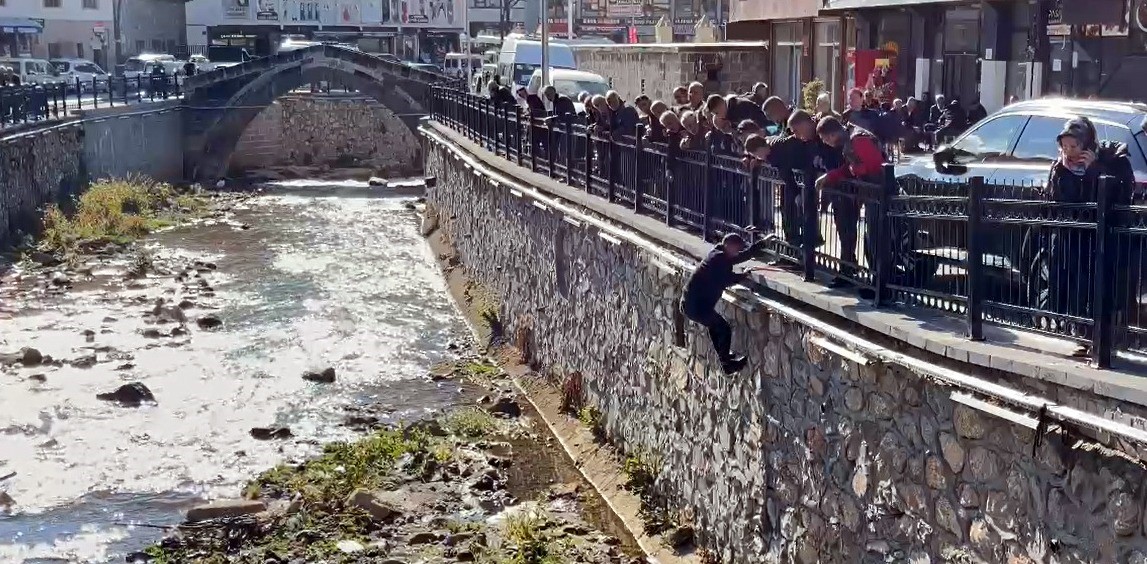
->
[429, 86, 1147, 369]
[0, 75, 185, 128]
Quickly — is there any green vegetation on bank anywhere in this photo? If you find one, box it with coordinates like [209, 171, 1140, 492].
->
[142, 410, 610, 564]
[40, 177, 207, 254]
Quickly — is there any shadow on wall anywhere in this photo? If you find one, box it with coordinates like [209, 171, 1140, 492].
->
[228, 95, 423, 178]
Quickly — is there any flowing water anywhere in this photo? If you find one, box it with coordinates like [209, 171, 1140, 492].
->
[0, 180, 473, 563]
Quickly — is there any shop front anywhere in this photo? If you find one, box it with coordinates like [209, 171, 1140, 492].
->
[1044, 0, 1142, 100]
[0, 17, 42, 58]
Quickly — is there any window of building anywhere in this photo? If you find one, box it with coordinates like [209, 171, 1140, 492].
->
[772, 22, 803, 107]
[43, 0, 61, 7]
[152, 39, 163, 52]
[47, 42, 61, 58]
[83, 0, 97, 8]
[135, 40, 146, 54]
[0, 0, 7, 6]
[76, 43, 84, 58]
[814, 20, 841, 109]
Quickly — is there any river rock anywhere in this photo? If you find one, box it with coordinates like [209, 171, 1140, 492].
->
[250, 427, 293, 440]
[487, 397, 522, 418]
[408, 531, 441, 545]
[346, 489, 401, 521]
[19, 347, 43, 366]
[28, 251, 60, 267]
[70, 354, 98, 368]
[27, 374, 47, 383]
[186, 499, 266, 522]
[197, 315, 223, 330]
[303, 367, 336, 383]
[50, 271, 70, 286]
[96, 383, 156, 407]
[368, 177, 388, 187]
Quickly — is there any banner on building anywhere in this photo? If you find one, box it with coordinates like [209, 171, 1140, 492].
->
[256, 0, 279, 20]
[387, 0, 460, 26]
[606, 0, 643, 18]
[336, 1, 361, 23]
[223, 0, 250, 19]
[279, 0, 321, 22]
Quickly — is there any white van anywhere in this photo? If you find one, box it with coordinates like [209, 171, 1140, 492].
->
[51, 58, 108, 91]
[443, 52, 482, 78]
[0, 57, 65, 86]
[497, 38, 576, 88]
[526, 68, 609, 112]
[124, 53, 176, 79]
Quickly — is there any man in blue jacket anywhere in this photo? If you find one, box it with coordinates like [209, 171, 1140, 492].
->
[681, 233, 769, 374]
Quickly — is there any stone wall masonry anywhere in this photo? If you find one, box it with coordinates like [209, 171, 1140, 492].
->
[572, 43, 770, 104]
[81, 102, 185, 183]
[425, 131, 1147, 564]
[229, 94, 422, 177]
[0, 123, 85, 241]
[1, 103, 186, 246]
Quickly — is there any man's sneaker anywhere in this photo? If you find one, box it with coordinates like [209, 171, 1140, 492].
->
[722, 356, 748, 375]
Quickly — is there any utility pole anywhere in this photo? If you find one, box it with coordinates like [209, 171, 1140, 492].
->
[540, 0, 549, 85]
[566, 0, 573, 39]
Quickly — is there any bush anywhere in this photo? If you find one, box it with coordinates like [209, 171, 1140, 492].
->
[40, 176, 206, 254]
[801, 78, 826, 112]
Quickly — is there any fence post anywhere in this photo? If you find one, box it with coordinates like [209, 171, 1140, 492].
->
[873, 164, 897, 307]
[493, 100, 502, 155]
[583, 125, 593, 191]
[606, 133, 617, 202]
[530, 115, 538, 172]
[1093, 175, 1115, 368]
[702, 136, 714, 242]
[564, 113, 573, 185]
[748, 165, 761, 233]
[666, 133, 678, 226]
[634, 124, 644, 214]
[966, 175, 986, 340]
[801, 170, 817, 282]
[547, 119, 556, 176]
[514, 107, 524, 165]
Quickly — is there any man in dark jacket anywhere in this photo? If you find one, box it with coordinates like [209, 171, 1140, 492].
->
[1032, 117, 1135, 356]
[967, 96, 988, 125]
[706, 94, 769, 132]
[681, 233, 768, 374]
[928, 94, 947, 125]
[606, 90, 640, 137]
[545, 85, 576, 117]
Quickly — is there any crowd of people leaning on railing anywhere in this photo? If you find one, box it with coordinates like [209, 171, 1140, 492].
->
[466, 75, 1141, 365]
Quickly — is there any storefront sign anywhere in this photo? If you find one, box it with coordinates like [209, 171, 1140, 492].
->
[256, 0, 279, 20]
[223, 0, 250, 19]
[389, 0, 461, 27]
[1063, 0, 1124, 25]
[606, 0, 643, 18]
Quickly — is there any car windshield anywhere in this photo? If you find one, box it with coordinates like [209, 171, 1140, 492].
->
[125, 60, 146, 72]
[52, 61, 70, 72]
[553, 78, 608, 98]
[512, 63, 538, 85]
[26, 62, 51, 75]
[74, 63, 104, 74]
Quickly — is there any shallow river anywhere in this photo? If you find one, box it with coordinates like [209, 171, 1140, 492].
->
[0, 180, 471, 563]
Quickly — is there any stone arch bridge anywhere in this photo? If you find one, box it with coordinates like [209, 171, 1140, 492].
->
[182, 45, 445, 181]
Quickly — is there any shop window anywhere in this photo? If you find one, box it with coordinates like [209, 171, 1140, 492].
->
[135, 40, 145, 54]
[76, 43, 84, 58]
[152, 39, 163, 52]
[814, 21, 841, 108]
[773, 22, 803, 106]
[43, 0, 61, 7]
[83, 0, 97, 8]
[48, 43, 61, 58]
[943, 8, 980, 53]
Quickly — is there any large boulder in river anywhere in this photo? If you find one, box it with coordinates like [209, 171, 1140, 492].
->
[96, 383, 156, 407]
[197, 315, 223, 330]
[186, 499, 266, 523]
[19, 347, 42, 366]
[302, 367, 336, 383]
[250, 427, 293, 440]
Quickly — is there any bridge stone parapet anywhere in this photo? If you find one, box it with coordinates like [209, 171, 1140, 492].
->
[422, 119, 1147, 564]
[182, 45, 443, 181]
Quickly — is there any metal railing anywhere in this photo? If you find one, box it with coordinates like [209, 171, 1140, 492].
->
[0, 75, 185, 128]
[429, 86, 1147, 369]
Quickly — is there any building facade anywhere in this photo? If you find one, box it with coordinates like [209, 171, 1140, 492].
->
[184, 0, 464, 63]
[0, 0, 113, 67]
[119, 0, 188, 59]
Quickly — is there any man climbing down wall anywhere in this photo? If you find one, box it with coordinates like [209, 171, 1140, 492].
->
[680, 233, 770, 374]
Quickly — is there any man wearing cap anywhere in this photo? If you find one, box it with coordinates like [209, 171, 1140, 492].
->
[681, 233, 769, 374]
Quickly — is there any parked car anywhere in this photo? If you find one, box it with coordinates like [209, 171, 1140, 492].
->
[894, 98, 1147, 305]
[123, 53, 177, 80]
[0, 57, 66, 87]
[525, 68, 609, 113]
[51, 58, 109, 92]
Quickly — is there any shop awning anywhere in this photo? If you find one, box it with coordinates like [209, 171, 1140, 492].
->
[823, 0, 964, 9]
[0, 18, 43, 34]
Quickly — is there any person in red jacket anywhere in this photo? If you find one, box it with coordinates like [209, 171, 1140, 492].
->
[814, 116, 885, 287]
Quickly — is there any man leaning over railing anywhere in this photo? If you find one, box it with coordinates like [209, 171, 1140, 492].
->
[815, 116, 886, 289]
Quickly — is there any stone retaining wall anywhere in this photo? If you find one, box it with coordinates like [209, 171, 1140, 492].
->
[0, 124, 86, 242]
[572, 43, 770, 104]
[229, 94, 421, 177]
[425, 135, 1147, 564]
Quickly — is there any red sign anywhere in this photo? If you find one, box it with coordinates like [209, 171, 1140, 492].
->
[627, 25, 638, 43]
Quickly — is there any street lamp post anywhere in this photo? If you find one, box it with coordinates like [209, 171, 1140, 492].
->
[540, 0, 549, 86]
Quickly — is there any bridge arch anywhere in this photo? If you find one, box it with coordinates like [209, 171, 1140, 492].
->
[183, 45, 442, 181]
